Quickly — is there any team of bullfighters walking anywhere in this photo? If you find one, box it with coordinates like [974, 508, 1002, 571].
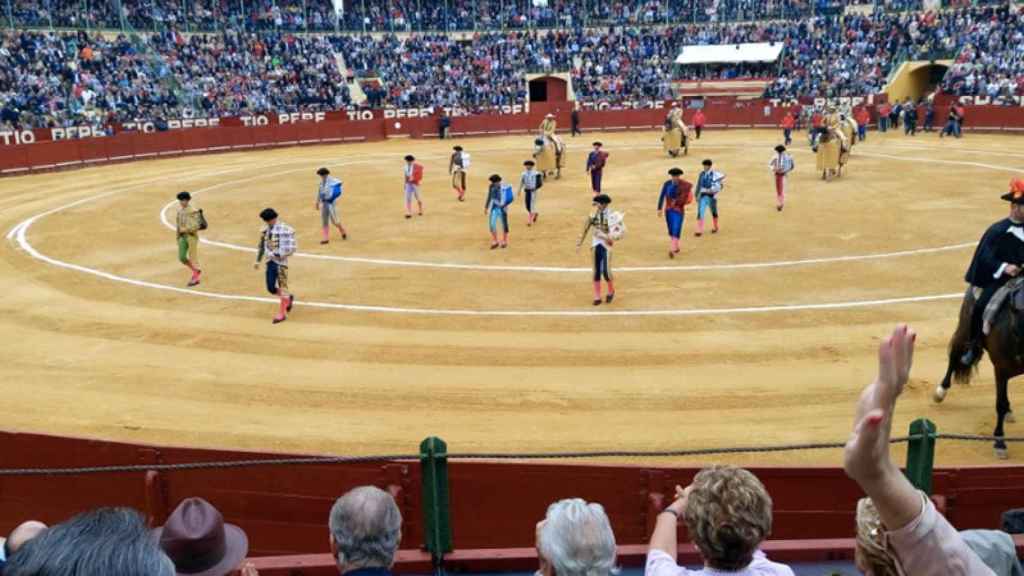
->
[172, 104, 871, 319]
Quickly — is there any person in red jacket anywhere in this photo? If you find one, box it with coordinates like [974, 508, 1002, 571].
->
[877, 103, 892, 132]
[855, 106, 870, 141]
[780, 110, 795, 146]
[810, 109, 825, 148]
[692, 109, 706, 139]
[403, 154, 424, 219]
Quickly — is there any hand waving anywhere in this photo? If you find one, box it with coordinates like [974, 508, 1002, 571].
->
[844, 325, 916, 486]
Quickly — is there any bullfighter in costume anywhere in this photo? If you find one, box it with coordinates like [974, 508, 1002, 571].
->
[448, 145, 470, 201]
[769, 145, 795, 212]
[403, 155, 424, 218]
[315, 167, 347, 244]
[175, 191, 203, 287]
[657, 167, 693, 258]
[586, 142, 608, 196]
[577, 194, 617, 306]
[519, 160, 544, 226]
[254, 208, 297, 324]
[484, 174, 511, 249]
[694, 159, 725, 236]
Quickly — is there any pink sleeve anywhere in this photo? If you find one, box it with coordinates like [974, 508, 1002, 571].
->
[888, 493, 996, 576]
[644, 549, 688, 576]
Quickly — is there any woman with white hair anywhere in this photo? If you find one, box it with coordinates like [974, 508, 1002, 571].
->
[646, 465, 794, 575]
[536, 498, 618, 576]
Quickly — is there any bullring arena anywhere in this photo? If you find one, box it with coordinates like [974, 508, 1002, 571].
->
[2, 127, 1020, 466]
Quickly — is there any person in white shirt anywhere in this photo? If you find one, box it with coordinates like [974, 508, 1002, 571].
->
[646, 465, 794, 576]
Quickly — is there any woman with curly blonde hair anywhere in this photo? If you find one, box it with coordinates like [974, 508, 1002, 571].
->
[645, 465, 793, 575]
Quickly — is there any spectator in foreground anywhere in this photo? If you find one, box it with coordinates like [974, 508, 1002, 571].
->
[4, 521, 47, 559]
[329, 486, 402, 574]
[154, 497, 249, 576]
[4, 508, 174, 576]
[536, 498, 617, 576]
[843, 325, 994, 575]
[646, 465, 794, 575]
[856, 497, 1023, 576]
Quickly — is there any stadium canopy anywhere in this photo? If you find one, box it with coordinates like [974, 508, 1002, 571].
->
[674, 42, 785, 65]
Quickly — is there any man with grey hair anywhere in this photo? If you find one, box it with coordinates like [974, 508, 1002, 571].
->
[4, 508, 175, 576]
[537, 498, 618, 576]
[329, 486, 403, 574]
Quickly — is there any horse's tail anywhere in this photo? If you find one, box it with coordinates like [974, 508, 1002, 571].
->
[948, 290, 980, 385]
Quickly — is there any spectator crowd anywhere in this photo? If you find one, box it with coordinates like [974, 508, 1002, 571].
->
[1, 326, 1021, 576]
[0, 3, 1022, 131]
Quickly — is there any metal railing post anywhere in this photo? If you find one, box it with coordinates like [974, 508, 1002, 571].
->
[420, 436, 452, 574]
[906, 418, 937, 495]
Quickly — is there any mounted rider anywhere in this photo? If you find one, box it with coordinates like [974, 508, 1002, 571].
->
[539, 113, 564, 154]
[960, 178, 1024, 366]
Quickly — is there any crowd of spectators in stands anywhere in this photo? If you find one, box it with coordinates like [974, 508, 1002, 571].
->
[1, 326, 1021, 576]
[3, 0, 1011, 32]
[1, 3, 1023, 131]
[940, 3, 1024, 102]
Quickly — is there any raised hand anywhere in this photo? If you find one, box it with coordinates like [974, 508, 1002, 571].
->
[844, 325, 916, 486]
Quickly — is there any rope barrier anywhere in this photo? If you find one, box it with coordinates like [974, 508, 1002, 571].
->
[0, 433, 1019, 477]
[0, 437, 913, 476]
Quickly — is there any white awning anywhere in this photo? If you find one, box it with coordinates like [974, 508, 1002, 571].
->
[674, 42, 785, 65]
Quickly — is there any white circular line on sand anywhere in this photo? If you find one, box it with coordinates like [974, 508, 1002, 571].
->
[10, 206, 962, 316]
[156, 147, 990, 273]
[10, 157, 967, 316]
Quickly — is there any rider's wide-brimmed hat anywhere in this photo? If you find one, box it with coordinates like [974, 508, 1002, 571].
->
[1002, 178, 1024, 204]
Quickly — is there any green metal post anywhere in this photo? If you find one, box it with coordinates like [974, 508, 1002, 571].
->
[905, 418, 937, 496]
[420, 436, 452, 571]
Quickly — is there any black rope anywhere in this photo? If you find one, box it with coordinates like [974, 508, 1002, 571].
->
[0, 436, 921, 477]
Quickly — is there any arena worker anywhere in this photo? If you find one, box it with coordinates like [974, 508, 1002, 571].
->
[692, 108, 706, 140]
[694, 159, 725, 236]
[780, 110, 795, 146]
[657, 167, 693, 258]
[316, 167, 348, 245]
[175, 191, 203, 287]
[843, 325, 995, 575]
[536, 499, 618, 576]
[646, 465, 794, 576]
[403, 155, 424, 219]
[769, 145, 795, 212]
[254, 208, 297, 324]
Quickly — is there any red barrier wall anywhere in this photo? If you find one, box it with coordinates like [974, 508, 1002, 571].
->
[2, 103, 1022, 177]
[1, 430, 1022, 562]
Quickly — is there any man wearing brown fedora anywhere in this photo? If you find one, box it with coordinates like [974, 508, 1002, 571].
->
[155, 497, 249, 576]
[329, 486, 402, 574]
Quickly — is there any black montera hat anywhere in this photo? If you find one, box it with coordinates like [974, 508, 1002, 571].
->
[259, 208, 278, 222]
[404, 155, 415, 161]
[774, 145, 786, 152]
[524, 160, 535, 166]
[489, 174, 502, 183]
[316, 167, 330, 176]
[593, 194, 612, 205]
[592, 141, 603, 146]
[453, 145, 463, 151]
[668, 168, 683, 176]
[176, 191, 191, 201]
[702, 159, 713, 166]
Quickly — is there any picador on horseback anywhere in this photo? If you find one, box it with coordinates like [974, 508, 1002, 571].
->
[959, 178, 1024, 367]
[936, 177, 1024, 458]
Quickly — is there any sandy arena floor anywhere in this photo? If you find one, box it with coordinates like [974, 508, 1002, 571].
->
[1, 128, 1021, 466]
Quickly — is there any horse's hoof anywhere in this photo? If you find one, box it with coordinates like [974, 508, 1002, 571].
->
[1008, 412, 1017, 424]
[995, 447, 1010, 460]
[933, 386, 948, 403]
